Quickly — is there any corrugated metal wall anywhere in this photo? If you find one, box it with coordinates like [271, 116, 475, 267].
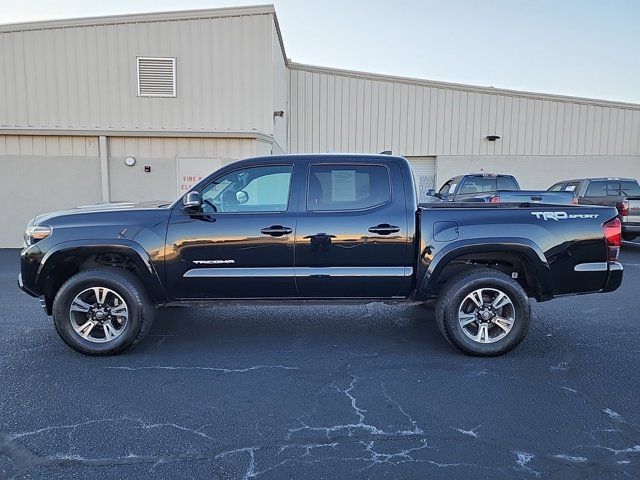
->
[0, 11, 275, 135]
[289, 64, 640, 157]
[0, 135, 98, 156]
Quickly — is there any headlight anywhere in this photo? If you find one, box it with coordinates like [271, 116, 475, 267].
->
[25, 225, 52, 245]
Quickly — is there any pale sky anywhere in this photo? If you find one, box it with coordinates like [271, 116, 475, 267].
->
[2, 0, 639, 104]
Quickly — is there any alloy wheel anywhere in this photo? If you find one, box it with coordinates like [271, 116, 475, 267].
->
[68, 287, 129, 343]
[457, 287, 515, 344]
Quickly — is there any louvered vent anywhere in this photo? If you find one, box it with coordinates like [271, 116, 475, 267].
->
[137, 57, 176, 97]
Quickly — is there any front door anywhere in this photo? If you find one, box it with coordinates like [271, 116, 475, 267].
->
[165, 164, 297, 299]
[294, 160, 412, 298]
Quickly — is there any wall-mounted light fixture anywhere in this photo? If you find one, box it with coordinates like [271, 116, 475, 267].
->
[273, 110, 285, 118]
[124, 156, 136, 166]
[486, 135, 501, 142]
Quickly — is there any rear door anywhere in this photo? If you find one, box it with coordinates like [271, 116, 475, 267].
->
[294, 159, 412, 298]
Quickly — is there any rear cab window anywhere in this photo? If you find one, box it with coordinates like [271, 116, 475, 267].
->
[584, 180, 607, 197]
[307, 164, 391, 211]
[459, 177, 497, 194]
[497, 176, 518, 190]
[607, 181, 622, 196]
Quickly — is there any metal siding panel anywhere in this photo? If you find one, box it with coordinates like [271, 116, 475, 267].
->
[630, 111, 640, 154]
[5, 135, 19, 155]
[312, 73, 321, 152]
[613, 108, 624, 156]
[600, 108, 611, 155]
[530, 100, 541, 155]
[584, 105, 595, 155]
[450, 89, 460, 155]
[622, 109, 633, 155]
[435, 88, 446, 154]
[369, 80, 380, 152]
[538, 100, 549, 155]
[412, 86, 423, 156]
[576, 104, 587, 155]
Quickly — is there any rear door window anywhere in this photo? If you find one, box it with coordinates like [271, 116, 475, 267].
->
[584, 181, 607, 197]
[564, 181, 580, 192]
[307, 164, 391, 211]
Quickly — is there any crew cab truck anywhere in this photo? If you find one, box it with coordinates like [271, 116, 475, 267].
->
[19, 154, 623, 357]
[431, 174, 576, 204]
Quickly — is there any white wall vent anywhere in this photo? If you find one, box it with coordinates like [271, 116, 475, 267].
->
[136, 57, 176, 97]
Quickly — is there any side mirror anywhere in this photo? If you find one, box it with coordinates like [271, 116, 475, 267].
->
[183, 191, 202, 209]
[236, 190, 249, 205]
[427, 189, 436, 196]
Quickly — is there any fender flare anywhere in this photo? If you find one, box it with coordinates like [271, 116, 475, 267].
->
[36, 238, 168, 303]
[417, 237, 553, 300]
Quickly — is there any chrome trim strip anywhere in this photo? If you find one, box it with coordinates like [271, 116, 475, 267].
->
[184, 267, 294, 278]
[574, 262, 608, 272]
[183, 266, 414, 278]
[295, 267, 413, 277]
[608, 262, 623, 272]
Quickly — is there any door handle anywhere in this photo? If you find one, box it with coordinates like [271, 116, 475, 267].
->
[261, 225, 293, 237]
[368, 224, 400, 235]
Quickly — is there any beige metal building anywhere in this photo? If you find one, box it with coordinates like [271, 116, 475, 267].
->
[1, 4, 639, 246]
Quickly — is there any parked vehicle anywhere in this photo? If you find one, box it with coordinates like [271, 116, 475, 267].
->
[430, 174, 576, 204]
[19, 154, 622, 357]
[548, 177, 640, 240]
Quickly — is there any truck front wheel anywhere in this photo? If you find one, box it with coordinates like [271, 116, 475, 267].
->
[52, 268, 154, 355]
[435, 268, 531, 356]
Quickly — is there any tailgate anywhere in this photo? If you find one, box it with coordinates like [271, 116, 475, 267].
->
[496, 190, 575, 205]
[623, 197, 640, 224]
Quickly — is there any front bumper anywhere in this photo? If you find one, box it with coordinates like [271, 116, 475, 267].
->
[601, 262, 623, 293]
[18, 273, 38, 297]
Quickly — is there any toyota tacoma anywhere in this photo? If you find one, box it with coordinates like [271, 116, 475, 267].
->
[19, 154, 623, 356]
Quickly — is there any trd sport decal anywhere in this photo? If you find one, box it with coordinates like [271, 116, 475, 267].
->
[531, 212, 600, 221]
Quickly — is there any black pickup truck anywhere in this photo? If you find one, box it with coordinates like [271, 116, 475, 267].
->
[19, 154, 623, 357]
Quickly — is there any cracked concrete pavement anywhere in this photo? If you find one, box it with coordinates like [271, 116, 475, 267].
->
[1, 245, 640, 479]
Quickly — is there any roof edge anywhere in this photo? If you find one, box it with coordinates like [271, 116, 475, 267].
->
[0, 4, 276, 33]
[289, 62, 640, 110]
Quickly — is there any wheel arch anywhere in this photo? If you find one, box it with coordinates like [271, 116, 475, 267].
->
[417, 238, 553, 301]
[37, 239, 167, 314]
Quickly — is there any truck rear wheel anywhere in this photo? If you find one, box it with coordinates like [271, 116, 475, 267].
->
[52, 268, 154, 355]
[435, 268, 530, 356]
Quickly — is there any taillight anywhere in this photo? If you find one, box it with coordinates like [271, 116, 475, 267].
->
[490, 195, 501, 203]
[572, 196, 578, 205]
[603, 217, 622, 262]
[616, 200, 629, 217]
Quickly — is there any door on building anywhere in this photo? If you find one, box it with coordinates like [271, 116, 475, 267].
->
[294, 159, 412, 298]
[164, 163, 298, 299]
[406, 156, 437, 203]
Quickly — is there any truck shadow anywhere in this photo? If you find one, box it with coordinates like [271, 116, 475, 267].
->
[133, 302, 455, 358]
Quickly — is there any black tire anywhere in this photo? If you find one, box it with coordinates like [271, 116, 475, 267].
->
[435, 268, 531, 356]
[53, 268, 155, 355]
